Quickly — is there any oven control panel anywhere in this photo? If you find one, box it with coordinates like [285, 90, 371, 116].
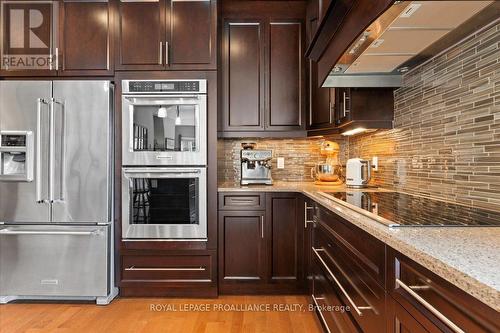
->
[127, 80, 201, 93]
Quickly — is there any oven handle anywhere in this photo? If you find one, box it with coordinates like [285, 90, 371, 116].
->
[124, 95, 200, 102]
[123, 168, 201, 174]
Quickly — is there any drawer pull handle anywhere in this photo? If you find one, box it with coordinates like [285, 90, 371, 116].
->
[396, 279, 465, 333]
[311, 294, 332, 333]
[125, 266, 206, 271]
[304, 202, 314, 228]
[229, 199, 256, 203]
[312, 247, 371, 316]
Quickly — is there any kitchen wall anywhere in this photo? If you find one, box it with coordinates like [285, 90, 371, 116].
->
[217, 137, 348, 183]
[217, 21, 500, 210]
[349, 21, 500, 211]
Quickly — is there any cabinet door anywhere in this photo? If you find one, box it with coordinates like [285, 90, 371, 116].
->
[219, 211, 266, 283]
[308, 60, 335, 129]
[0, 1, 58, 77]
[266, 193, 304, 289]
[335, 87, 351, 125]
[221, 20, 265, 132]
[166, 0, 216, 70]
[116, 0, 166, 70]
[59, 0, 113, 76]
[265, 21, 305, 131]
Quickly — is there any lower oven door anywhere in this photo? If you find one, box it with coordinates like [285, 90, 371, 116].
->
[122, 167, 207, 240]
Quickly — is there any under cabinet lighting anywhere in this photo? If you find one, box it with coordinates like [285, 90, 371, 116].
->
[341, 128, 368, 136]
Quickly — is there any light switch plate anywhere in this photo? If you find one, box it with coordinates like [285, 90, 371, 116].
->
[277, 157, 285, 169]
[372, 156, 378, 171]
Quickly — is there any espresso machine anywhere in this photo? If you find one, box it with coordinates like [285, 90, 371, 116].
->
[240, 144, 273, 185]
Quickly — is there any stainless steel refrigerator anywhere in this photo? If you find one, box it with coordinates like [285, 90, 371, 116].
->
[0, 81, 117, 304]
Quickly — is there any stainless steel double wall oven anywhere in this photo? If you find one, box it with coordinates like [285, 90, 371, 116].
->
[121, 80, 207, 240]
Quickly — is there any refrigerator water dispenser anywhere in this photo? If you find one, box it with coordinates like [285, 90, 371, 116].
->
[0, 131, 34, 182]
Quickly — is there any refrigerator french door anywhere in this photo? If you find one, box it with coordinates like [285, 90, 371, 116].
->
[0, 81, 115, 304]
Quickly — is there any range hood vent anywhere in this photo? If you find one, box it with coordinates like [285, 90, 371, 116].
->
[323, 0, 495, 88]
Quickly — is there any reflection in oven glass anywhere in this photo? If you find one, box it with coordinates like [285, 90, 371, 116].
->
[132, 178, 199, 225]
[133, 105, 197, 152]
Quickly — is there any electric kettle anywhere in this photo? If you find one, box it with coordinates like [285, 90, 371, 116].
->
[346, 158, 371, 188]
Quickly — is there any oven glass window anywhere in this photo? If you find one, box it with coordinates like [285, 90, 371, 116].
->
[132, 104, 198, 152]
[130, 177, 199, 225]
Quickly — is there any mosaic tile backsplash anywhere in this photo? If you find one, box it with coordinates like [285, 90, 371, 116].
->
[349, 21, 500, 211]
[217, 136, 347, 182]
[218, 21, 500, 211]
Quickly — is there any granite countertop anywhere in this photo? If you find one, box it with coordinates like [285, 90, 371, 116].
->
[218, 181, 500, 312]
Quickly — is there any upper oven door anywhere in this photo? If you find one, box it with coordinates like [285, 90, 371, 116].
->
[122, 94, 207, 166]
[122, 167, 207, 240]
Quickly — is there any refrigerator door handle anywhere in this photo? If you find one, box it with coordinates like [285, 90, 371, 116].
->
[52, 98, 64, 202]
[36, 98, 48, 203]
[0, 229, 101, 236]
[48, 98, 55, 203]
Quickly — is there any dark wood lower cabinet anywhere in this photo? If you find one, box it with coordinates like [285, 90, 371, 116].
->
[388, 249, 500, 333]
[217, 192, 500, 333]
[119, 250, 217, 297]
[218, 192, 305, 294]
[387, 296, 431, 333]
[218, 210, 267, 289]
[267, 193, 304, 288]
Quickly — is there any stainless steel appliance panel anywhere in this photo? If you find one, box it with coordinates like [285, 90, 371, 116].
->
[122, 80, 207, 166]
[0, 225, 109, 297]
[51, 81, 112, 223]
[122, 167, 207, 239]
[0, 81, 51, 223]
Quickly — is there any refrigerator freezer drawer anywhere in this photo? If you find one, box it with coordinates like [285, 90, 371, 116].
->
[0, 225, 109, 297]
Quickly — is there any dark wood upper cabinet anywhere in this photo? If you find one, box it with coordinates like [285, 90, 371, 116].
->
[116, 0, 165, 70]
[266, 21, 305, 131]
[221, 20, 265, 132]
[308, 61, 335, 130]
[59, 0, 113, 76]
[167, 0, 217, 69]
[334, 87, 394, 130]
[0, 1, 57, 77]
[220, 18, 305, 136]
[116, 0, 216, 71]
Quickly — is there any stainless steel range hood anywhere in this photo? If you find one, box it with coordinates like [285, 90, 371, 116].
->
[323, 0, 497, 88]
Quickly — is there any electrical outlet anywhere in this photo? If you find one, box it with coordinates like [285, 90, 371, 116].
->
[277, 157, 285, 169]
[372, 156, 378, 171]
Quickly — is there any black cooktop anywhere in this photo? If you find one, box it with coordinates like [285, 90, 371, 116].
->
[321, 191, 500, 227]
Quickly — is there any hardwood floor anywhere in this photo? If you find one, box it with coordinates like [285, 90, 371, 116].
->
[0, 296, 322, 333]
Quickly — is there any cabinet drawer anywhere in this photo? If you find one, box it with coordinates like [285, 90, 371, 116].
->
[390, 251, 500, 333]
[218, 193, 265, 210]
[122, 254, 213, 282]
[316, 205, 386, 286]
[312, 255, 362, 333]
[313, 226, 386, 333]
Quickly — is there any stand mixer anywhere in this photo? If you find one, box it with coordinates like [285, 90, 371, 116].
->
[311, 140, 344, 185]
